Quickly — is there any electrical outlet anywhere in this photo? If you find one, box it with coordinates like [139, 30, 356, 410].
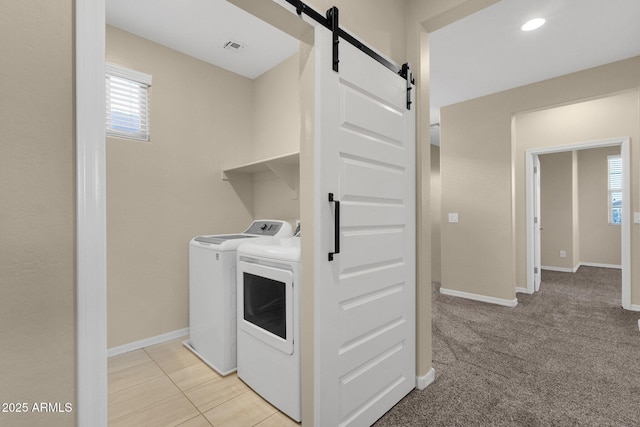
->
[560, 250, 566, 258]
[448, 213, 459, 223]
[634, 212, 640, 224]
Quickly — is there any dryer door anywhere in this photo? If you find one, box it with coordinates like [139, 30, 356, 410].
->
[238, 261, 294, 355]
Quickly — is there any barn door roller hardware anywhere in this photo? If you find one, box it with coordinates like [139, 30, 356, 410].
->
[286, 0, 414, 110]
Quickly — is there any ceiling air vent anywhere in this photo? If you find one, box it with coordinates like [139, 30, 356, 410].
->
[223, 41, 244, 52]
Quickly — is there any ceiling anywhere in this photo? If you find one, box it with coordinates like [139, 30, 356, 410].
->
[106, 0, 298, 79]
[430, 0, 640, 125]
[107, 0, 640, 139]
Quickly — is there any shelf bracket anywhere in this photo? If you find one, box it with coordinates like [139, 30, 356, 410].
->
[265, 161, 296, 191]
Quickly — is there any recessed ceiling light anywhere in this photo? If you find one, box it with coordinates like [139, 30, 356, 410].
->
[522, 18, 546, 32]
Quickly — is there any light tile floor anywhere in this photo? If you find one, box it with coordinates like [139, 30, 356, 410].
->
[108, 337, 300, 427]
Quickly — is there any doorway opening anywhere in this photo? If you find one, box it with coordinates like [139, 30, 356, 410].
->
[77, 0, 313, 423]
[525, 137, 631, 308]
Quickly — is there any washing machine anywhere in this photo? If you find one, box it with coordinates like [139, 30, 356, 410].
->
[185, 220, 292, 376]
[236, 236, 301, 422]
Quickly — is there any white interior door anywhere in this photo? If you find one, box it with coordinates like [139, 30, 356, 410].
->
[314, 25, 416, 427]
[533, 154, 542, 292]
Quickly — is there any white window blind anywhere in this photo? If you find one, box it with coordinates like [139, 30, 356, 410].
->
[106, 63, 152, 141]
[608, 155, 622, 225]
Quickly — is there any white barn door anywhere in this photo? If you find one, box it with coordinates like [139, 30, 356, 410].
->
[314, 24, 416, 427]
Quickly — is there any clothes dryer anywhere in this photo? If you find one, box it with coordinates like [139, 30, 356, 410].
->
[236, 237, 301, 421]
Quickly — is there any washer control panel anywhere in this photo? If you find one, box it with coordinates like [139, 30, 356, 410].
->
[244, 220, 289, 237]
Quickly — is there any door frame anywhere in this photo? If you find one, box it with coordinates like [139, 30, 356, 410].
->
[524, 137, 631, 309]
[76, 0, 107, 425]
[76, 1, 317, 422]
[532, 154, 541, 292]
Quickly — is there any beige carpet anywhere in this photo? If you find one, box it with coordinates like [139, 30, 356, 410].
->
[375, 267, 640, 426]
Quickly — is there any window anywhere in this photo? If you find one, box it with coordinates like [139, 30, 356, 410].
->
[608, 155, 622, 224]
[106, 63, 152, 141]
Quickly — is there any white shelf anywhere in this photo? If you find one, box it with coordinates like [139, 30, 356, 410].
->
[222, 151, 299, 191]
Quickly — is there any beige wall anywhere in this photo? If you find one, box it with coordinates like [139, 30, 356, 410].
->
[431, 145, 442, 282]
[440, 100, 515, 299]
[106, 26, 256, 347]
[407, 0, 500, 32]
[442, 59, 640, 305]
[0, 1, 75, 426]
[252, 52, 301, 225]
[252, 171, 300, 225]
[303, 0, 407, 65]
[539, 151, 575, 269]
[252, 53, 300, 160]
[579, 146, 622, 266]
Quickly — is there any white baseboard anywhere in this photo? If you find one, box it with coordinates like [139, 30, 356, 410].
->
[543, 263, 622, 273]
[416, 368, 435, 390]
[440, 287, 518, 308]
[579, 262, 622, 270]
[541, 265, 576, 273]
[629, 304, 640, 312]
[108, 327, 189, 358]
[516, 287, 532, 294]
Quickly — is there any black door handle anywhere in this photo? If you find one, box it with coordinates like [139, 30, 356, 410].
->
[328, 193, 340, 261]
